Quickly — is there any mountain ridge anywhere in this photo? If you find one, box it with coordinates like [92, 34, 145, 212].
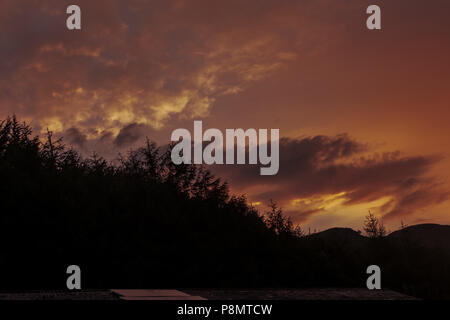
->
[311, 223, 450, 249]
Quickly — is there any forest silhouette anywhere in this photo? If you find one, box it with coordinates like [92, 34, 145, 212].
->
[0, 116, 449, 299]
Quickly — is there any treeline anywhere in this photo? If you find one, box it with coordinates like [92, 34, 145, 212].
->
[0, 116, 449, 299]
[0, 116, 310, 289]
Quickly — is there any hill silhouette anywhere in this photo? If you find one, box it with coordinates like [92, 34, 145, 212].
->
[388, 224, 450, 249]
[0, 116, 450, 299]
[310, 228, 365, 242]
[312, 224, 450, 249]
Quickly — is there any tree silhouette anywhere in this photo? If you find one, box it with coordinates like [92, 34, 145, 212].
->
[363, 211, 386, 238]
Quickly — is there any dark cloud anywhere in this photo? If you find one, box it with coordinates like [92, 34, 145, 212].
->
[212, 135, 448, 222]
[0, 0, 314, 137]
[65, 127, 87, 147]
[382, 183, 450, 220]
[114, 123, 145, 147]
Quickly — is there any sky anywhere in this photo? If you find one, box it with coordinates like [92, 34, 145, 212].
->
[1, 0, 450, 232]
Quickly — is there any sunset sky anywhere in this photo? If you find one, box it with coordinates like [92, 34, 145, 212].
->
[1, 0, 450, 231]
